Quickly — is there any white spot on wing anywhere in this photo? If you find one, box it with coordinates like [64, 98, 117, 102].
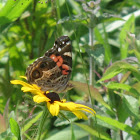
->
[66, 41, 71, 46]
[63, 52, 71, 57]
[58, 47, 61, 52]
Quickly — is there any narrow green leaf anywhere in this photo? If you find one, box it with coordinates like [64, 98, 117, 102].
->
[120, 71, 131, 83]
[98, 61, 140, 82]
[102, 17, 124, 23]
[94, 26, 111, 64]
[75, 123, 111, 140]
[36, 107, 49, 140]
[105, 10, 140, 32]
[96, 115, 140, 139]
[9, 118, 20, 139]
[21, 111, 43, 133]
[0, 0, 32, 26]
[120, 15, 135, 59]
[71, 123, 76, 140]
[106, 82, 139, 97]
[94, 27, 104, 44]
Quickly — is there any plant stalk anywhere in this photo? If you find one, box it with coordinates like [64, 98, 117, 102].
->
[89, 27, 95, 86]
[36, 106, 49, 140]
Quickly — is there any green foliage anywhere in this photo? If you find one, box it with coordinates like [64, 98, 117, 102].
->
[96, 115, 140, 139]
[10, 118, 21, 139]
[0, 0, 32, 26]
[21, 111, 43, 133]
[98, 61, 140, 82]
[0, 0, 140, 139]
[75, 123, 111, 140]
[120, 15, 135, 59]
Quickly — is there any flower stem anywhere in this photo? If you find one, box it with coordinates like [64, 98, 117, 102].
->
[88, 24, 95, 140]
[36, 105, 49, 140]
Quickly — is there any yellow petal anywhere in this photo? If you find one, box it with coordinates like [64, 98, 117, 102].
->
[32, 84, 43, 91]
[19, 76, 27, 79]
[72, 111, 88, 120]
[33, 95, 50, 103]
[76, 104, 96, 115]
[57, 102, 76, 110]
[77, 108, 95, 116]
[63, 102, 96, 115]
[11, 80, 44, 95]
[57, 101, 96, 119]
[47, 102, 60, 116]
[21, 87, 38, 92]
[11, 80, 32, 88]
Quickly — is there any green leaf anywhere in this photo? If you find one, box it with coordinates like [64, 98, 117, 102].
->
[105, 10, 140, 32]
[75, 123, 111, 140]
[134, 50, 140, 62]
[0, 48, 8, 60]
[0, 0, 32, 26]
[94, 27, 104, 44]
[96, 115, 140, 139]
[98, 61, 140, 82]
[120, 15, 135, 59]
[122, 95, 140, 121]
[86, 45, 104, 66]
[132, 82, 140, 93]
[94, 26, 111, 64]
[106, 82, 139, 97]
[21, 111, 43, 133]
[0, 128, 17, 140]
[71, 81, 113, 112]
[102, 17, 124, 23]
[71, 123, 76, 140]
[47, 124, 88, 140]
[9, 118, 20, 139]
[134, 122, 140, 132]
[117, 100, 129, 123]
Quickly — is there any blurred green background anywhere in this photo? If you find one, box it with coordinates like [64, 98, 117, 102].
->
[0, 0, 140, 139]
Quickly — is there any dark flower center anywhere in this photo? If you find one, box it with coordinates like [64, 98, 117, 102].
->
[45, 92, 61, 103]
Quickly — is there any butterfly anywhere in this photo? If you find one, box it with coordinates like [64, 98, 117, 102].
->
[26, 36, 72, 93]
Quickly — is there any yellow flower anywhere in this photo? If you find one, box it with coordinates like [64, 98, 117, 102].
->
[11, 78, 96, 120]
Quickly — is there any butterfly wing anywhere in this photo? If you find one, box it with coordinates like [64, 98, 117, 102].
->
[26, 36, 72, 93]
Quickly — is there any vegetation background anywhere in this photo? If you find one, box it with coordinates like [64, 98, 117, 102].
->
[0, 0, 140, 139]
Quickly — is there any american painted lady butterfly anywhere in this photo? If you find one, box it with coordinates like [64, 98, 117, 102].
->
[26, 36, 72, 93]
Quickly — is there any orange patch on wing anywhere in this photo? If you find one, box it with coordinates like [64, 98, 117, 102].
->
[57, 56, 63, 64]
[50, 54, 58, 62]
[62, 70, 69, 75]
[57, 62, 62, 67]
[62, 64, 69, 75]
[62, 64, 69, 71]
[50, 55, 64, 67]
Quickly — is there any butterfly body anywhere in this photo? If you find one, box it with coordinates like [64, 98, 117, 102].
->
[26, 36, 72, 93]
